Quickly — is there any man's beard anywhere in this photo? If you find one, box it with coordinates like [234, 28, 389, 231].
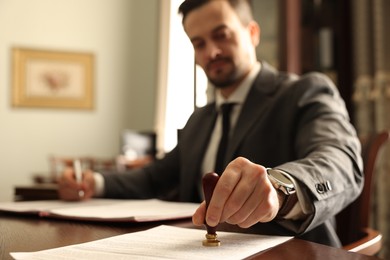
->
[206, 57, 239, 89]
[209, 74, 237, 89]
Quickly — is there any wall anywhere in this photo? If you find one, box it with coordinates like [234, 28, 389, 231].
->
[253, 1, 279, 68]
[0, 0, 159, 201]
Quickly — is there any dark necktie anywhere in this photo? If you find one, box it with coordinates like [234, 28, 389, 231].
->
[214, 103, 235, 175]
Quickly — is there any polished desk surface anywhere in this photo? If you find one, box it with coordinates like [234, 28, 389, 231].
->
[0, 212, 380, 260]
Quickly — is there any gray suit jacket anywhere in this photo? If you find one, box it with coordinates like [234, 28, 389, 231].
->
[102, 62, 363, 247]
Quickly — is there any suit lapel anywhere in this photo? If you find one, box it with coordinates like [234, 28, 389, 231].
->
[226, 62, 280, 163]
[184, 106, 217, 170]
[180, 105, 218, 201]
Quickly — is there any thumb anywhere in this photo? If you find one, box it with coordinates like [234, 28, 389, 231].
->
[192, 201, 207, 226]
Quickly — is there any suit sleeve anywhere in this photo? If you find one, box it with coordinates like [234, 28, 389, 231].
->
[274, 73, 364, 233]
[101, 146, 181, 200]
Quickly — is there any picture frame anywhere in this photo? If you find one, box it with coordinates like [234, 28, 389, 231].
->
[12, 48, 94, 109]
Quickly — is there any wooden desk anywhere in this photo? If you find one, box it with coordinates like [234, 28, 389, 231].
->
[0, 212, 379, 260]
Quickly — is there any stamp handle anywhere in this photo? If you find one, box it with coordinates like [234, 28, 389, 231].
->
[202, 172, 220, 235]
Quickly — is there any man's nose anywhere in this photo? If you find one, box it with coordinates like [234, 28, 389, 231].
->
[205, 42, 222, 60]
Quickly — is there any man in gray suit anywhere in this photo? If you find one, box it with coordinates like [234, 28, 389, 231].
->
[58, 0, 363, 247]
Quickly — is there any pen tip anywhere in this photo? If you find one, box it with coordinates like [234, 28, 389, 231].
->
[78, 190, 85, 198]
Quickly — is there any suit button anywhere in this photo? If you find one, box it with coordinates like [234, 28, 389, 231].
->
[316, 183, 326, 194]
[316, 181, 332, 194]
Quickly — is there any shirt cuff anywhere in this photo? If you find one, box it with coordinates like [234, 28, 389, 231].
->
[93, 172, 105, 197]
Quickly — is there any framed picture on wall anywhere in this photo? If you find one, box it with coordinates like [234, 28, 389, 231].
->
[12, 47, 94, 109]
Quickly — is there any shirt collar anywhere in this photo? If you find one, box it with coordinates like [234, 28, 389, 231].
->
[215, 62, 261, 108]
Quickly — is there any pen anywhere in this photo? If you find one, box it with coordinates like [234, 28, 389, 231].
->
[73, 159, 85, 198]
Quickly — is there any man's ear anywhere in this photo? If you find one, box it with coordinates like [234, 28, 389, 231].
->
[248, 21, 261, 47]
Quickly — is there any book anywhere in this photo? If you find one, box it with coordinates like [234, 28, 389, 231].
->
[0, 199, 199, 222]
[14, 184, 58, 201]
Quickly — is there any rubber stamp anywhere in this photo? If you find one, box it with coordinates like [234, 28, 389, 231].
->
[202, 172, 221, 247]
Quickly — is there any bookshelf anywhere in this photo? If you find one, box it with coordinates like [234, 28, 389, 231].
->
[278, 0, 355, 119]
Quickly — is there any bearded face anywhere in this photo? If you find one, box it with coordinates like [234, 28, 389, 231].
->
[184, 1, 259, 91]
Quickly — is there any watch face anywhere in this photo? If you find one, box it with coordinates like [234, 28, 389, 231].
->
[267, 169, 294, 188]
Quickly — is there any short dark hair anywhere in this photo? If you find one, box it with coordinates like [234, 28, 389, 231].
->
[178, 0, 254, 25]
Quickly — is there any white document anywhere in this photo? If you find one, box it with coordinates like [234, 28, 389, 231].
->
[0, 199, 199, 222]
[10, 225, 292, 260]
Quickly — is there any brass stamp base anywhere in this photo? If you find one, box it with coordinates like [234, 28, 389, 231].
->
[202, 233, 221, 247]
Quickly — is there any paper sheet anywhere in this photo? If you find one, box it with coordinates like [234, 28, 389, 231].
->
[0, 199, 199, 222]
[10, 225, 292, 260]
[0, 199, 116, 213]
[48, 199, 199, 221]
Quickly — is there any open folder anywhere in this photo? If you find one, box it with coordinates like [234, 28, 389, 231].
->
[0, 199, 199, 222]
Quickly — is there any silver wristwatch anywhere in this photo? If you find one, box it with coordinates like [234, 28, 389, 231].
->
[266, 168, 296, 195]
[267, 168, 297, 217]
